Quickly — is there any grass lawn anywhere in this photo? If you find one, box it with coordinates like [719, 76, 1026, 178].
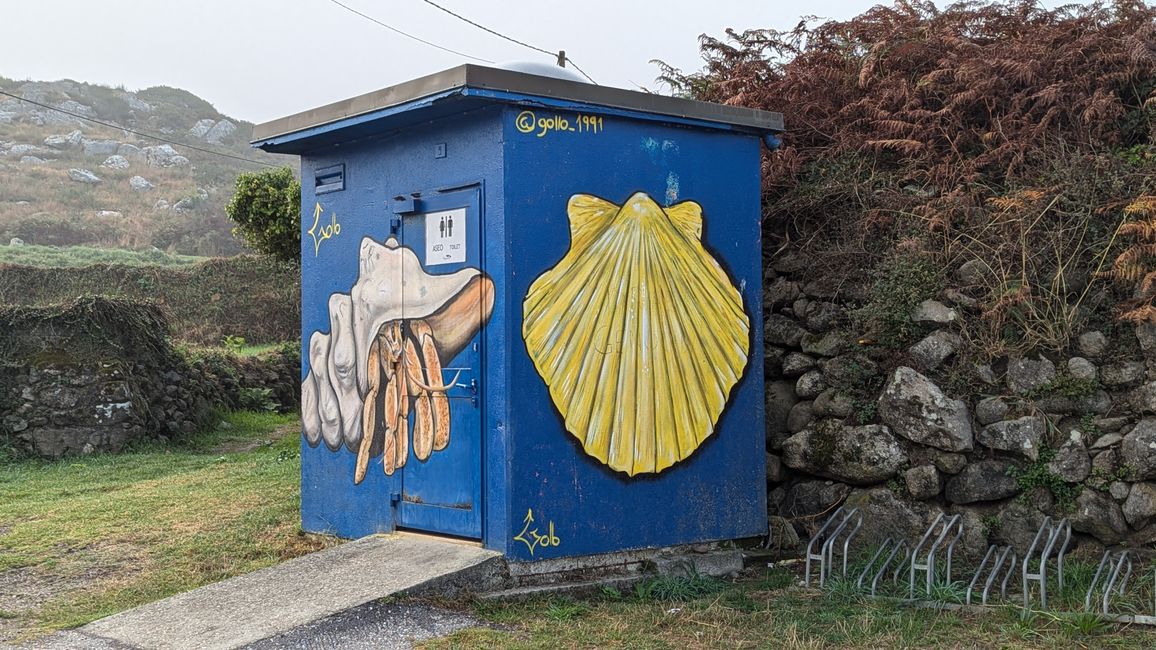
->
[423, 568, 1156, 649]
[230, 342, 290, 357]
[0, 244, 206, 268]
[0, 411, 333, 642]
[423, 566, 1156, 647]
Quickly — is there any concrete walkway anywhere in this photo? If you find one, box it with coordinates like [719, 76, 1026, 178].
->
[241, 600, 483, 649]
[28, 535, 500, 650]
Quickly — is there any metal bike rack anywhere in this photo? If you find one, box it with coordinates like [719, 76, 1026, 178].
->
[857, 537, 909, 595]
[1085, 550, 1133, 615]
[804, 506, 863, 587]
[1021, 517, 1071, 609]
[967, 544, 1017, 606]
[908, 513, 964, 597]
[798, 510, 1156, 627]
[856, 537, 894, 590]
[870, 539, 910, 597]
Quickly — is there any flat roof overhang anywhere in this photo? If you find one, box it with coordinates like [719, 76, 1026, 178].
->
[252, 64, 783, 154]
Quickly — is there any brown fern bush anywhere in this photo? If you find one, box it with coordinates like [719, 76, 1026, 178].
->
[1101, 196, 1156, 322]
[658, 0, 1156, 353]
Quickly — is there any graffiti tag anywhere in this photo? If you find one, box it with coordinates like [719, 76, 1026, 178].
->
[307, 202, 341, 256]
[515, 110, 604, 138]
[514, 508, 561, 555]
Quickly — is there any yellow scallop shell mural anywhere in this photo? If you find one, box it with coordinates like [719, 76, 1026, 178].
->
[522, 192, 750, 476]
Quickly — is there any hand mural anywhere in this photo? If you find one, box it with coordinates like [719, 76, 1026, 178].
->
[302, 236, 494, 483]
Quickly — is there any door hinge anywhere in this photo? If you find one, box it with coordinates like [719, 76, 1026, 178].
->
[390, 492, 401, 506]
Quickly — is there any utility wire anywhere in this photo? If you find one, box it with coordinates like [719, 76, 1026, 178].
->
[420, 0, 553, 56]
[328, 0, 494, 63]
[563, 59, 597, 85]
[418, 0, 598, 84]
[0, 89, 276, 168]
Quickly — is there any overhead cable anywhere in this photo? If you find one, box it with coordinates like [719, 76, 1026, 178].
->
[418, 0, 598, 84]
[328, 0, 494, 63]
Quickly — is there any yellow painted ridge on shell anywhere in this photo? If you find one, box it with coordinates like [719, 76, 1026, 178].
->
[522, 192, 750, 476]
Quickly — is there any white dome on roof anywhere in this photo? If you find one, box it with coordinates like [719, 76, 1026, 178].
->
[495, 60, 589, 83]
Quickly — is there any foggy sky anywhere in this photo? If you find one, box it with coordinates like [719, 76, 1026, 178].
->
[1, 0, 1075, 125]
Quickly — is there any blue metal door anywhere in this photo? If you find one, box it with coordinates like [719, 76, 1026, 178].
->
[396, 186, 485, 538]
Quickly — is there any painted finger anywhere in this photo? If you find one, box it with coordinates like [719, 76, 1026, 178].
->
[355, 398, 376, 484]
[386, 322, 405, 362]
[395, 360, 409, 468]
[430, 392, 450, 451]
[326, 294, 362, 451]
[396, 403, 409, 469]
[382, 374, 399, 475]
[310, 331, 343, 451]
[414, 321, 451, 451]
[403, 336, 425, 391]
[354, 341, 382, 484]
[301, 370, 322, 447]
[407, 320, 458, 392]
[397, 361, 410, 418]
[412, 392, 433, 461]
[380, 331, 396, 381]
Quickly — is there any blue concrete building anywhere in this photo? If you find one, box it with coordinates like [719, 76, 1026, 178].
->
[253, 65, 782, 561]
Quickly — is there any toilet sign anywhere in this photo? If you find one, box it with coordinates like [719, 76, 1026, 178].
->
[424, 208, 467, 265]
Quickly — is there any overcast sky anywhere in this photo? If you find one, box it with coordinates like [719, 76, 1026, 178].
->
[2, 0, 1076, 124]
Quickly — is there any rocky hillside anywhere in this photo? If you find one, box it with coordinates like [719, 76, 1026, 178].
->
[0, 77, 289, 256]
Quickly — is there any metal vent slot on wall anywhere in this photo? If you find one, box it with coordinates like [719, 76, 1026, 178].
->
[315, 164, 345, 194]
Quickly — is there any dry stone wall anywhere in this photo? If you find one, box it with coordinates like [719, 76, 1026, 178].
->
[0, 297, 299, 459]
[764, 255, 1156, 558]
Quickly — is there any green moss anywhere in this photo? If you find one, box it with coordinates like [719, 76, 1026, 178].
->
[851, 399, 878, 424]
[980, 514, 1001, 538]
[887, 472, 908, 495]
[809, 419, 842, 467]
[1007, 447, 1080, 510]
[1025, 374, 1100, 401]
[854, 254, 943, 348]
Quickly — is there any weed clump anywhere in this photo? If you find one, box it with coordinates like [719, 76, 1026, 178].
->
[854, 254, 942, 348]
[635, 572, 728, 601]
[1025, 373, 1101, 401]
[1007, 447, 1080, 510]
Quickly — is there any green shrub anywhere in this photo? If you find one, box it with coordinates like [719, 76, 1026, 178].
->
[226, 167, 301, 265]
[222, 335, 247, 354]
[238, 387, 278, 413]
